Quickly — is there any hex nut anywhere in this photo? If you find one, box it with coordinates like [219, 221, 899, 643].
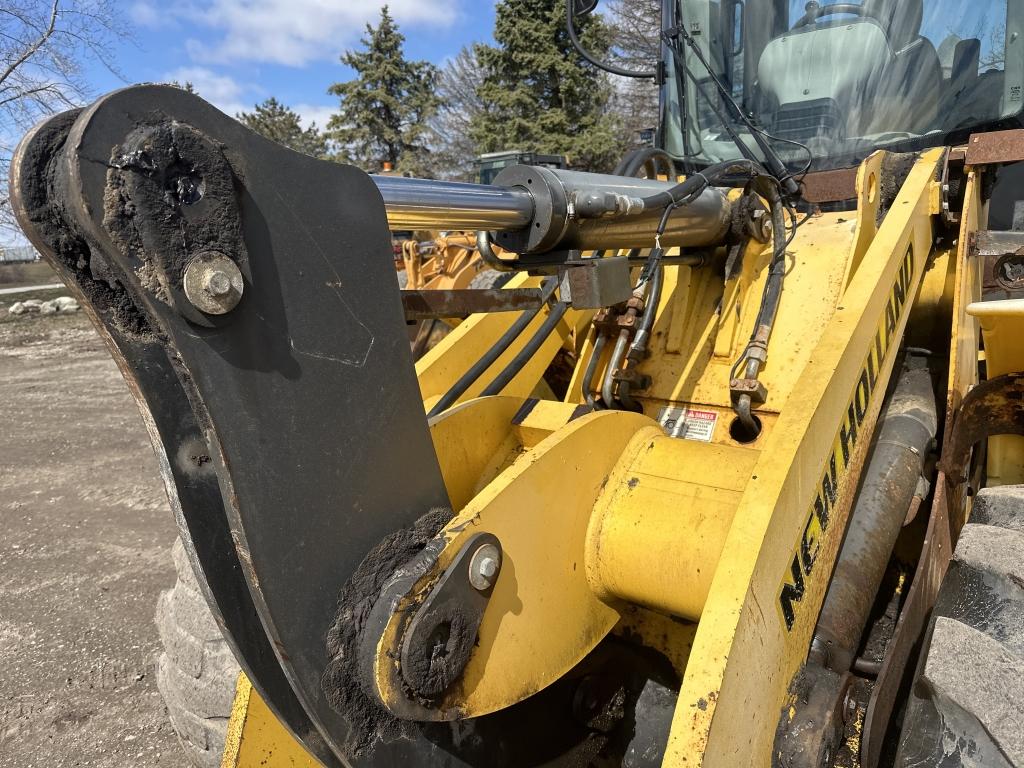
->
[183, 253, 243, 315]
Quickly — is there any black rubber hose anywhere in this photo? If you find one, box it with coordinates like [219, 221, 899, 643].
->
[638, 159, 765, 211]
[747, 179, 789, 341]
[620, 147, 676, 179]
[426, 279, 558, 418]
[480, 301, 569, 397]
[566, 0, 656, 80]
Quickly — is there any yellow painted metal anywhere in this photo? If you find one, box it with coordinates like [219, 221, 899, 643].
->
[221, 674, 321, 768]
[416, 272, 591, 412]
[663, 149, 943, 766]
[623, 209, 854, 418]
[335, 148, 949, 767]
[843, 151, 884, 287]
[713, 238, 769, 359]
[587, 435, 759, 620]
[946, 170, 986, 519]
[402, 233, 485, 291]
[613, 606, 698, 677]
[372, 409, 658, 719]
[427, 396, 595, 513]
[948, 171, 984, 409]
[966, 299, 1024, 375]
[967, 298, 1024, 485]
[427, 396, 526, 512]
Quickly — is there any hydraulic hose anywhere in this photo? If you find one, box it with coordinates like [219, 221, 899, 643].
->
[566, 0, 656, 80]
[731, 177, 789, 435]
[426, 278, 557, 418]
[638, 159, 765, 211]
[480, 301, 569, 397]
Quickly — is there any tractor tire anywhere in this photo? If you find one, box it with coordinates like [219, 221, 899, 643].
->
[468, 268, 513, 291]
[155, 538, 241, 768]
[895, 485, 1024, 768]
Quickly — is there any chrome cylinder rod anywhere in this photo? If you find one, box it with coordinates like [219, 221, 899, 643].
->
[371, 166, 734, 252]
[373, 175, 535, 231]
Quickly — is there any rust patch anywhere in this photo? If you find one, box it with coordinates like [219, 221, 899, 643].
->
[800, 167, 857, 204]
[965, 128, 1024, 166]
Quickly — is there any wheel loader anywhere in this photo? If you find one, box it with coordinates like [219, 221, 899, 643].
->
[9, 0, 1024, 766]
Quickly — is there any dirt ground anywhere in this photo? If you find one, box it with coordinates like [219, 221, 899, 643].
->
[0, 278, 187, 766]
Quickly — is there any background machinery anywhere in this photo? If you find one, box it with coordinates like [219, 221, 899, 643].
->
[10, 0, 1024, 766]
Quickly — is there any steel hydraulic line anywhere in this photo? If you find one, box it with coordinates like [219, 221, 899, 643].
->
[581, 333, 609, 407]
[602, 201, 680, 409]
[602, 329, 633, 408]
[618, 264, 666, 411]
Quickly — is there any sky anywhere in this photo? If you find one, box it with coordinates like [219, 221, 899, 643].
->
[85, 1, 499, 130]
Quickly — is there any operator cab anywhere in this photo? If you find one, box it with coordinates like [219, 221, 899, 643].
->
[663, 0, 1022, 170]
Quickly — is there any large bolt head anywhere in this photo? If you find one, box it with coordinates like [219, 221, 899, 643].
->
[468, 543, 501, 591]
[183, 253, 243, 315]
[204, 270, 232, 297]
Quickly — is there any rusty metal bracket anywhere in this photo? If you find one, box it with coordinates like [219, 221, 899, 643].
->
[860, 373, 1024, 767]
[401, 288, 545, 320]
[965, 128, 1024, 167]
[940, 373, 1024, 480]
[800, 167, 858, 204]
[969, 230, 1024, 300]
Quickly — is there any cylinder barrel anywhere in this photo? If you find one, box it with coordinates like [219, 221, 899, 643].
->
[536, 168, 733, 251]
[371, 166, 734, 253]
[812, 358, 937, 672]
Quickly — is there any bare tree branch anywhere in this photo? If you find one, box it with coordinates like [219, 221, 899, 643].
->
[0, 0, 58, 89]
[0, 0, 129, 239]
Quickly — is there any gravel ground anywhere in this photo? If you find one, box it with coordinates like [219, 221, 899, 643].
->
[0, 291, 186, 767]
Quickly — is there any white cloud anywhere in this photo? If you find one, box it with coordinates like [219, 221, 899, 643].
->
[293, 103, 335, 130]
[128, 2, 162, 27]
[162, 66, 250, 118]
[175, 0, 461, 68]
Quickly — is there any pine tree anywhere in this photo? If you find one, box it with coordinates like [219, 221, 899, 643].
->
[237, 98, 328, 158]
[327, 6, 439, 174]
[471, 0, 623, 172]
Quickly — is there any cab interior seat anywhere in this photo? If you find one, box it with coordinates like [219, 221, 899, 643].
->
[755, 0, 942, 143]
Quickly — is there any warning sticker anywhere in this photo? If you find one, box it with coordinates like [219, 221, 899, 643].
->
[657, 406, 718, 442]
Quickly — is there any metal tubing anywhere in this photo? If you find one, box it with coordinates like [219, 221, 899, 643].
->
[373, 175, 535, 231]
[812, 358, 938, 673]
[602, 329, 632, 407]
[582, 333, 608, 407]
